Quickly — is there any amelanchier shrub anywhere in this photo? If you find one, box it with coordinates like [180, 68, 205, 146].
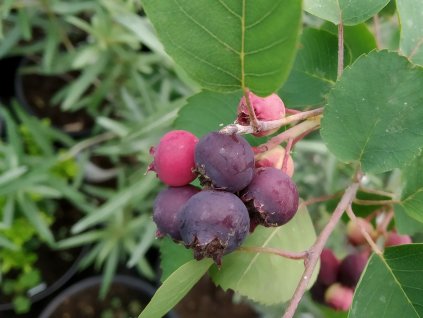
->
[141, 1, 423, 317]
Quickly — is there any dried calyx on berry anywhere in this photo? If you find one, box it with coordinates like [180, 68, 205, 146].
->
[237, 92, 285, 137]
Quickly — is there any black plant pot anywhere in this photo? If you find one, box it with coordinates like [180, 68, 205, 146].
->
[39, 275, 178, 318]
[14, 57, 94, 138]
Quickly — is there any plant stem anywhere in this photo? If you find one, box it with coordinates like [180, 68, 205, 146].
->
[353, 199, 400, 206]
[373, 15, 382, 49]
[220, 107, 323, 135]
[346, 206, 382, 255]
[301, 191, 344, 207]
[258, 117, 321, 152]
[377, 209, 394, 234]
[337, 22, 344, 79]
[238, 246, 307, 260]
[243, 88, 260, 133]
[282, 182, 360, 318]
[282, 138, 293, 175]
[359, 187, 395, 198]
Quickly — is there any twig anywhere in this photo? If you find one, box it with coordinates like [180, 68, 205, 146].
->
[353, 199, 400, 206]
[359, 187, 395, 198]
[220, 107, 323, 135]
[282, 181, 360, 318]
[238, 246, 306, 260]
[300, 191, 344, 207]
[346, 206, 382, 255]
[257, 117, 321, 152]
[282, 138, 293, 175]
[243, 88, 259, 133]
[337, 22, 344, 79]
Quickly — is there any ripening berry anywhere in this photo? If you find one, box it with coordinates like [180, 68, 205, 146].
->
[385, 231, 412, 247]
[346, 217, 374, 246]
[153, 185, 200, 241]
[148, 130, 198, 186]
[338, 252, 369, 288]
[318, 248, 340, 286]
[241, 167, 299, 227]
[178, 190, 250, 265]
[255, 145, 295, 177]
[195, 132, 255, 193]
[237, 92, 285, 137]
[324, 283, 354, 311]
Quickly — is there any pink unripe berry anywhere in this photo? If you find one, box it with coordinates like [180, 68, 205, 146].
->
[385, 231, 412, 247]
[149, 130, 198, 186]
[255, 146, 295, 177]
[324, 283, 354, 311]
[346, 217, 374, 246]
[237, 92, 285, 137]
[318, 248, 340, 286]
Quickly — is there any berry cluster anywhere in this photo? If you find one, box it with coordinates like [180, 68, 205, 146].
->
[149, 94, 299, 265]
[312, 218, 412, 311]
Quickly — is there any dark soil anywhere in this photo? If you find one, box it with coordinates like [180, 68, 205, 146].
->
[47, 282, 149, 318]
[174, 276, 258, 318]
[20, 73, 94, 135]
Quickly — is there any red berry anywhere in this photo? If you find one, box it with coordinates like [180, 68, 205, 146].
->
[385, 231, 412, 247]
[346, 217, 374, 246]
[324, 283, 354, 311]
[255, 145, 294, 177]
[237, 92, 285, 137]
[149, 130, 198, 186]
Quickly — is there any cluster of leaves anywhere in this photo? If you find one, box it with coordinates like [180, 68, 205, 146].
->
[137, 0, 423, 317]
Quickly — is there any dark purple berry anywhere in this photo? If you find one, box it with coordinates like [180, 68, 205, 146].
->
[195, 132, 254, 193]
[241, 167, 299, 227]
[153, 185, 200, 241]
[178, 190, 250, 265]
[338, 252, 369, 288]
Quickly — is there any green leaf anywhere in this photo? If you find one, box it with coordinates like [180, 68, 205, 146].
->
[320, 22, 377, 61]
[399, 152, 423, 224]
[174, 91, 239, 137]
[159, 237, 194, 282]
[139, 259, 213, 318]
[304, 0, 389, 26]
[279, 28, 345, 108]
[350, 244, 423, 317]
[209, 204, 317, 305]
[394, 205, 423, 236]
[142, 0, 302, 95]
[397, 0, 423, 66]
[321, 51, 423, 174]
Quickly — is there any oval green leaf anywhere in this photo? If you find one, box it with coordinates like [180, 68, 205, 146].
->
[209, 204, 317, 305]
[142, 0, 302, 95]
[350, 244, 423, 317]
[304, 0, 389, 26]
[139, 258, 213, 318]
[321, 50, 423, 174]
[397, 0, 423, 66]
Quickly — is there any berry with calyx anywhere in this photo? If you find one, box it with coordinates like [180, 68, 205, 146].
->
[324, 283, 354, 311]
[178, 190, 250, 265]
[149, 130, 198, 186]
[153, 185, 200, 241]
[346, 217, 374, 246]
[195, 132, 255, 193]
[338, 251, 369, 288]
[385, 231, 412, 247]
[255, 145, 295, 177]
[237, 92, 285, 137]
[241, 167, 299, 227]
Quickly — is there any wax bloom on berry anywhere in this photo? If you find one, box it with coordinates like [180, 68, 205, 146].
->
[153, 185, 200, 241]
[324, 283, 354, 311]
[385, 231, 412, 247]
[241, 167, 299, 227]
[178, 190, 250, 265]
[255, 145, 295, 177]
[237, 92, 285, 137]
[346, 217, 374, 246]
[195, 132, 255, 193]
[149, 130, 198, 186]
